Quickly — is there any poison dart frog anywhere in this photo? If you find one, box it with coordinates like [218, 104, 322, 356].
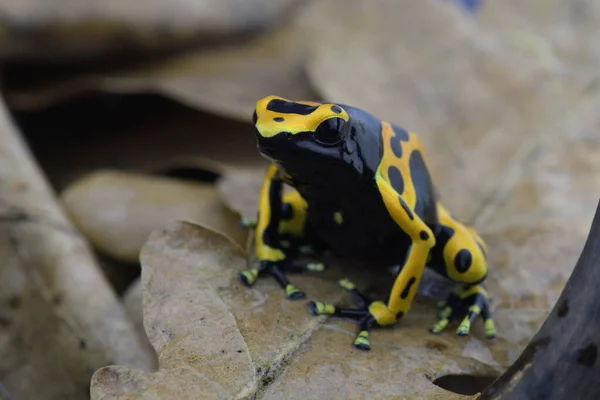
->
[238, 95, 496, 351]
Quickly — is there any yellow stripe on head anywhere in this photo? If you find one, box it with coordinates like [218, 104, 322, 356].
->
[254, 95, 350, 138]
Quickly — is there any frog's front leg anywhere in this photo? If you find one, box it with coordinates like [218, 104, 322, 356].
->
[308, 178, 435, 351]
[237, 164, 322, 299]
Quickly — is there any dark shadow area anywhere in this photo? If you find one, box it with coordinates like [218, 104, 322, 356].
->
[433, 374, 498, 396]
[158, 166, 221, 184]
[95, 253, 141, 296]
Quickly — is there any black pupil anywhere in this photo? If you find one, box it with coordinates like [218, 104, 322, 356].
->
[315, 118, 344, 143]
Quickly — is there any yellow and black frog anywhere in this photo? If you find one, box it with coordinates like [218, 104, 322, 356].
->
[238, 95, 496, 351]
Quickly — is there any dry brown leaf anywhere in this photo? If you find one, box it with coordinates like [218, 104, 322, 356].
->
[300, 0, 596, 221]
[475, 0, 600, 80]
[217, 168, 265, 220]
[123, 279, 158, 372]
[60, 170, 248, 263]
[5, 19, 318, 122]
[0, 96, 155, 399]
[90, 221, 501, 400]
[0, 0, 309, 62]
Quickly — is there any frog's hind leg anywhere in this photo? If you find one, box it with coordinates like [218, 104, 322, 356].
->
[429, 203, 496, 339]
[237, 176, 324, 300]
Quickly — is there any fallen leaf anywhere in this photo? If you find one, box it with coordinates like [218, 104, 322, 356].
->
[60, 170, 248, 263]
[123, 279, 158, 372]
[0, 0, 309, 62]
[5, 18, 318, 122]
[475, 0, 600, 80]
[217, 168, 265, 220]
[90, 221, 502, 400]
[0, 95, 155, 400]
[300, 0, 595, 220]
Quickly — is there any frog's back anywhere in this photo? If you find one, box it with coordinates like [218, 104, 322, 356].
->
[341, 104, 439, 228]
[302, 105, 440, 265]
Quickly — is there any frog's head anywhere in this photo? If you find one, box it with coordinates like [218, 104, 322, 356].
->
[252, 95, 353, 183]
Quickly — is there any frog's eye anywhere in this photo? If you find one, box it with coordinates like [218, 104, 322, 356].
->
[314, 117, 347, 145]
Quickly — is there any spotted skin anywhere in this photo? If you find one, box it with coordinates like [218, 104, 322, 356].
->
[239, 95, 495, 351]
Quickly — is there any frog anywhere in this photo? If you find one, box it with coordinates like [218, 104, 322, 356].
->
[237, 95, 496, 351]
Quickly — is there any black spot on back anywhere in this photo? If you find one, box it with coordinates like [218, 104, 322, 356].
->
[387, 166, 404, 194]
[454, 249, 473, 273]
[399, 197, 414, 220]
[281, 203, 294, 219]
[557, 299, 569, 318]
[267, 99, 318, 115]
[331, 105, 343, 114]
[390, 140, 402, 158]
[409, 150, 438, 226]
[389, 125, 409, 158]
[400, 277, 417, 299]
[420, 231, 429, 241]
[274, 117, 284, 122]
[577, 344, 597, 367]
[392, 125, 409, 141]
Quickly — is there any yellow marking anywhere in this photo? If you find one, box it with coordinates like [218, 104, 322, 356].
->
[313, 302, 335, 315]
[240, 269, 258, 284]
[468, 305, 482, 314]
[376, 124, 423, 209]
[240, 217, 257, 227]
[457, 320, 470, 335]
[432, 318, 449, 333]
[439, 306, 452, 319]
[285, 284, 301, 297]
[254, 95, 350, 138]
[484, 319, 496, 337]
[374, 127, 436, 322]
[306, 262, 325, 272]
[368, 301, 397, 326]
[354, 330, 370, 347]
[338, 278, 356, 291]
[454, 284, 488, 299]
[255, 164, 286, 262]
[437, 203, 488, 284]
[333, 211, 344, 224]
[278, 189, 308, 237]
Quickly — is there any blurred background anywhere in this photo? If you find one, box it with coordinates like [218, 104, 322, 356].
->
[1, 0, 599, 399]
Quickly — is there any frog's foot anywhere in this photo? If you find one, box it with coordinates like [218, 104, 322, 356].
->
[430, 284, 496, 339]
[237, 261, 326, 300]
[238, 217, 257, 229]
[307, 278, 395, 352]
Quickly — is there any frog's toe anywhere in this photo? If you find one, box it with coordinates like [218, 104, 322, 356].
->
[484, 318, 497, 339]
[352, 330, 371, 352]
[307, 301, 336, 316]
[238, 217, 257, 228]
[286, 262, 326, 273]
[285, 284, 306, 300]
[238, 269, 259, 286]
[431, 288, 497, 339]
[430, 316, 451, 335]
